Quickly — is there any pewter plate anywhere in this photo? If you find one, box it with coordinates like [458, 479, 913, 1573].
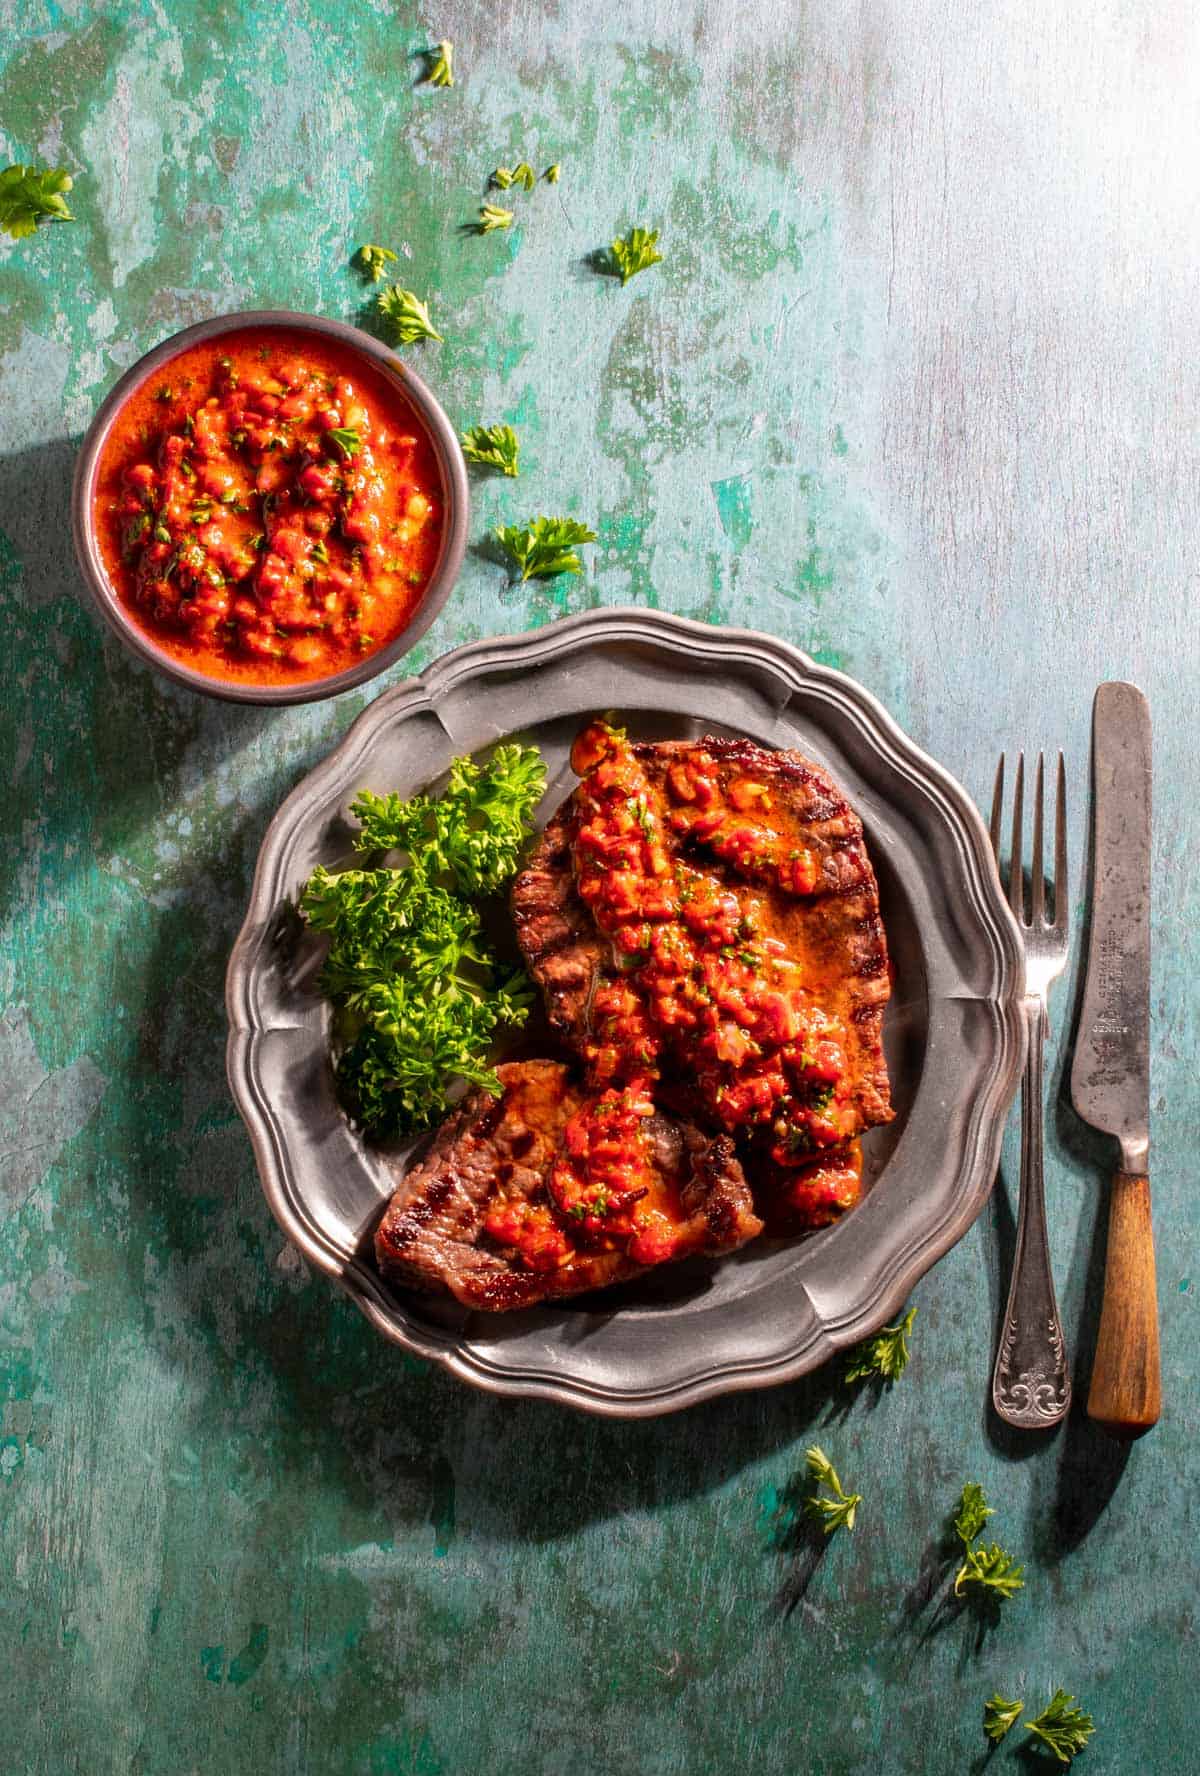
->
[226, 609, 1026, 1416]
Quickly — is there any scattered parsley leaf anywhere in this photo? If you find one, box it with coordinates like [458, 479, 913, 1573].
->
[1025, 1690, 1095, 1764]
[460, 423, 520, 477]
[843, 1305, 916, 1385]
[426, 40, 454, 87]
[490, 163, 535, 192]
[357, 243, 398, 282]
[983, 1694, 1024, 1744]
[377, 285, 443, 344]
[954, 1542, 1025, 1601]
[493, 515, 597, 582]
[544, 163, 561, 183]
[350, 744, 548, 895]
[610, 225, 663, 285]
[0, 164, 75, 239]
[802, 1445, 861, 1535]
[953, 1481, 996, 1547]
[477, 202, 514, 233]
[325, 426, 361, 460]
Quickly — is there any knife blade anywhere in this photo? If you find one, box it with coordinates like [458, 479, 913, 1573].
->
[1070, 682, 1151, 1169]
[1071, 680, 1160, 1438]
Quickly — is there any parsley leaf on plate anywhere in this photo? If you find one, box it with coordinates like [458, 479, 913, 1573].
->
[843, 1305, 916, 1384]
[460, 423, 520, 477]
[494, 515, 596, 582]
[802, 1445, 861, 1535]
[333, 971, 530, 1139]
[377, 285, 443, 345]
[300, 745, 546, 1141]
[0, 164, 75, 239]
[350, 745, 548, 895]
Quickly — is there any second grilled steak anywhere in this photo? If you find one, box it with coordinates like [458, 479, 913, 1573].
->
[375, 1060, 763, 1311]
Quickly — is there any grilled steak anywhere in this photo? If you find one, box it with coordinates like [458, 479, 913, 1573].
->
[375, 1060, 762, 1312]
[512, 729, 893, 1223]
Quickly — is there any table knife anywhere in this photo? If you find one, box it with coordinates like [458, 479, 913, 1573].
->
[1070, 681, 1161, 1438]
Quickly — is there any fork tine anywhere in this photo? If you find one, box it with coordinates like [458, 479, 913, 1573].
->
[1053, 750, 1068, 931]
[1030, 752, 1046, 925]
[988, 755, 1005, 869]
[1008, 751, 1025, 920]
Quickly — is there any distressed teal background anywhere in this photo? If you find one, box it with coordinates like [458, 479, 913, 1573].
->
[2, 2, 1197, 1771]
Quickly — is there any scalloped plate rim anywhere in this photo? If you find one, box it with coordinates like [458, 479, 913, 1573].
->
[226, 608, 1027, 1416]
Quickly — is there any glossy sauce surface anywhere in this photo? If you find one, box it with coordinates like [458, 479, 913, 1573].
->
[569, 722, 854, 1167]
[93, 328, 443, 686]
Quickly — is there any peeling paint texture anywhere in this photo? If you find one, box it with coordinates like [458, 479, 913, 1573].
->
[1, 3, 1198, 1773]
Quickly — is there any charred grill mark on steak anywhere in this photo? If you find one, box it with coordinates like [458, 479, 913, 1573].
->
[374, 1061, 762, 1310]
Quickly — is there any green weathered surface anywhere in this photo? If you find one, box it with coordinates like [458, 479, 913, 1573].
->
[2, 3, 1197, 1771]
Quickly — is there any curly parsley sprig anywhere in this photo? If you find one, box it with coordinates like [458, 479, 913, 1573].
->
[494, 516, 596, 582]
[351, 745, 548, 895]
[802, 1446, 861, 1535]
[300, 745, 547, 1139]
[0, 164, 75, 239]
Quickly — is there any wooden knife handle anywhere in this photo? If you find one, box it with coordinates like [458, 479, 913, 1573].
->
[1087, 1171, 1162, 1439]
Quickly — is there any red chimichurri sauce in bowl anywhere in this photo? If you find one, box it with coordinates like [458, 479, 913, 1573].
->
[75, 314, 468, 702]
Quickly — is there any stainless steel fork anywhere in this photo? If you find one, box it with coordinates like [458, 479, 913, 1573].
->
[989, 752, 1072, 1429]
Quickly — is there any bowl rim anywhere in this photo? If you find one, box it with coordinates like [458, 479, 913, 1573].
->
[226, 607, 1029, 1416]
[70, 307, 470, 706]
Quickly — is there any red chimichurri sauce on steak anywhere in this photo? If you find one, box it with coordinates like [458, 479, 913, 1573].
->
[93, 329, 443, 686]
[512, 723, 894, 1233]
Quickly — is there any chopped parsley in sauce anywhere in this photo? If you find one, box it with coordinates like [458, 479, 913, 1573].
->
[569, 720, 850, 1169]
[94, 329, 443, 686]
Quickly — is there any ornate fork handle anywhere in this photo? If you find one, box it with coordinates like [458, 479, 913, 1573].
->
[992, 999, 1072, 1427]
